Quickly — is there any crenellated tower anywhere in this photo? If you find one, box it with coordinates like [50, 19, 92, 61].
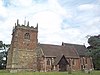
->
[7, 19, 38, 71]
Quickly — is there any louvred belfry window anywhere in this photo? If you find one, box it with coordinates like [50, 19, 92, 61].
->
[24, 33, 30, 40]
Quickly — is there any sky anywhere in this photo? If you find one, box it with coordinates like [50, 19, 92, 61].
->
[0, 0, 100, 46]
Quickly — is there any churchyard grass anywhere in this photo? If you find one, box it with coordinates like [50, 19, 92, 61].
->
[0, 70, 100, 75]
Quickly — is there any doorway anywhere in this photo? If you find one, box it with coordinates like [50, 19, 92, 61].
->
[58, 55, 69, 71]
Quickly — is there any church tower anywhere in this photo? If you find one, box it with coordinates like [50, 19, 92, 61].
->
[7, 19, 38, 71]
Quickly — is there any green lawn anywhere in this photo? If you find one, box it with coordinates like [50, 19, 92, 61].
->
[0, 70, 100, 75]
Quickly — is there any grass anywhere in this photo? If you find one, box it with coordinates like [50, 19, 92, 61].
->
[0, 70, 100, 75]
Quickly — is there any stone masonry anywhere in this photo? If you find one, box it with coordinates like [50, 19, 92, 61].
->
[6, 19, 38, 71]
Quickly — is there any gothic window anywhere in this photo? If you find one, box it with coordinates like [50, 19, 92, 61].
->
[51, 58, 54, 64]
[82, 57, 85, 65]
[24, 33, 30, 40]
[72, 59, 75, 65]
[85, 58, 87, 64]
[47, 59, 50, 65]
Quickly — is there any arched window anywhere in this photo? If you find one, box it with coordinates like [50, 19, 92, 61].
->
[72, 59, 75, 65]
[24, 33, 30, 40]
[85, 58, 87, 64]
[47, 59, 50, 65]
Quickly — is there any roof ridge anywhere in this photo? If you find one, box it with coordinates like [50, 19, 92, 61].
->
[39, 43, 61, 47]
[63, 42, 84, 46]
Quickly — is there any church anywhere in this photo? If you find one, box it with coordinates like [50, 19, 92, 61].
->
[6, 19, 93, 72]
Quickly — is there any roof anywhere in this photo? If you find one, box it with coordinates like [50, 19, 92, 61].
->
[54, 54, 69, 65]
[38, 43, 79, 58]
[62, 43, 88, 56]
[38, 44, 62, 57]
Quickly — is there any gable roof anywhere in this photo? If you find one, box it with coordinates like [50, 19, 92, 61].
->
[54, 54, 69, 65]
[38, 44, 79, 58]
[38, 44, 62, 57]
[62, 43, 88, 56]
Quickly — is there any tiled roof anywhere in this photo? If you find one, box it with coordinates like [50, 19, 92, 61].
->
[38, 43, 80, 58]
[62, 43, 88, 56]
[37, 43, 88, 65]
[38, 44, 62, 57]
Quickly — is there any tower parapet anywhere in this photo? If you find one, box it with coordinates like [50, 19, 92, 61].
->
[13, 19, 38, 34]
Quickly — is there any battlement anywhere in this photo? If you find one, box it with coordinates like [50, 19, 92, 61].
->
[13, 19, 38, 32]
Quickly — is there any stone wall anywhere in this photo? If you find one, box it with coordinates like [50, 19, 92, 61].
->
[7, 20, 38, 71]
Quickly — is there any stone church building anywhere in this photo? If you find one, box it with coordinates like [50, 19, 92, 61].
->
[6, 20, 93, 72]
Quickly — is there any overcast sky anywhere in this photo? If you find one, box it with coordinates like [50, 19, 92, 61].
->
[0, 0, 100, 46]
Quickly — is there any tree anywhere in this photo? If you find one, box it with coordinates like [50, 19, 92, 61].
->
[0, 41, 10, 69]
[87, 35, 100, 70]
[0, 41, 3, 49]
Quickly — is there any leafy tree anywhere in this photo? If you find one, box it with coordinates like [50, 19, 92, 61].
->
[0, 41, 3, 49]
[88, 35, 100, 70]
[0, 41, 10, 69]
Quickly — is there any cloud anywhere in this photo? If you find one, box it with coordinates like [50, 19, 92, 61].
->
[32, 10, 62, 44]
[58, 1, 100, 45]
[78, 4, 100, 12]
[9, 0, 33, 7]
[0, 0, 7, 21]
[33, 11, 61, 29]
[0, 0, 100, 47]
[7, 0, 47, 8]
[78, 4, 95, 11]
[48, 0, 72, 18]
